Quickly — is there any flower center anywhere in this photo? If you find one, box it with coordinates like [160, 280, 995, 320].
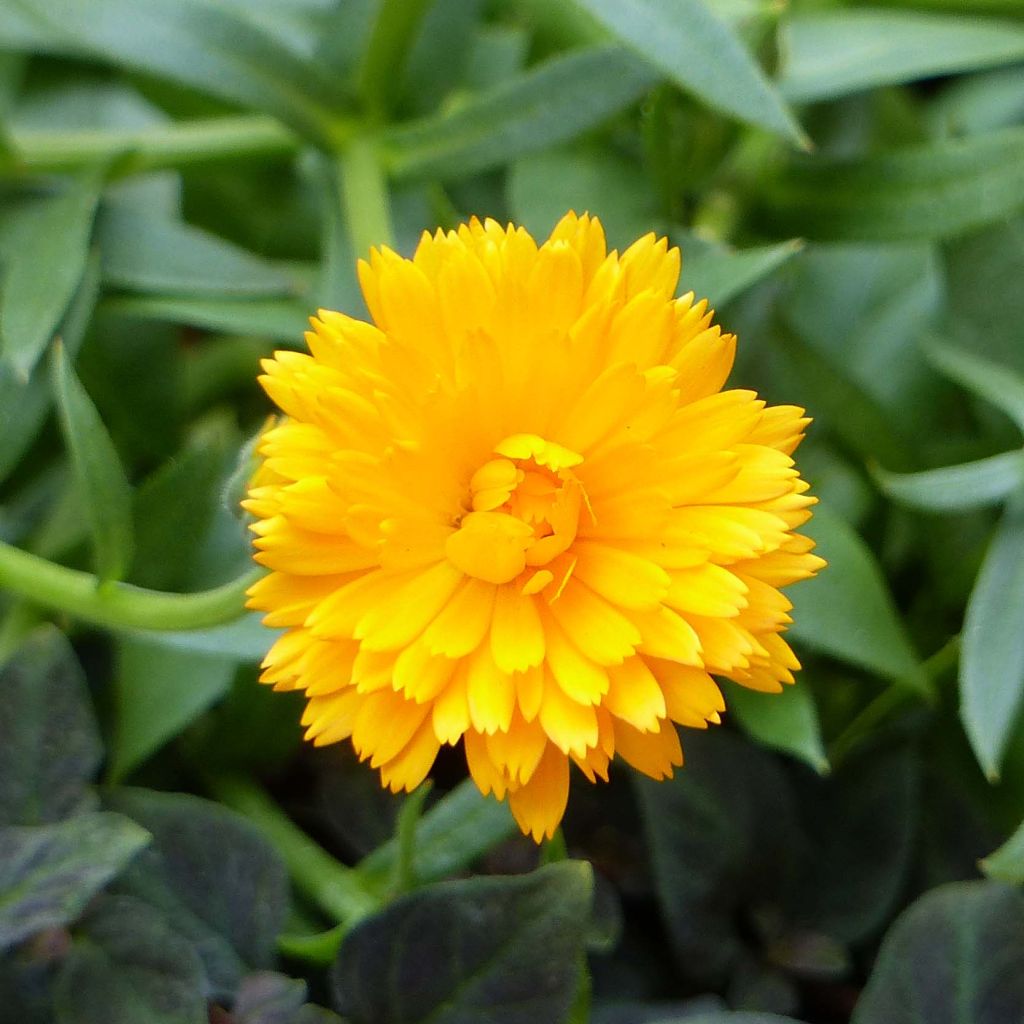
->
[445, 434, 589, 587]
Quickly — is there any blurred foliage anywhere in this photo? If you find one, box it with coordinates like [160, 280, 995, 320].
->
[2, 0, 1024, 1021]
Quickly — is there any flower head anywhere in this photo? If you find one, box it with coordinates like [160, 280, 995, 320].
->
[245, 213, 824, 841]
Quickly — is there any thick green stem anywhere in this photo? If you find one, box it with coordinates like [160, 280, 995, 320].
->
[0, 539, 257, 631]
[8, 115, 305, 176]
[211, 775, 380, 925]
[338, 138, 395, 260]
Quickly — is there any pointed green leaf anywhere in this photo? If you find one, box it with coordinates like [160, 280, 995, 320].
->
[107, 638, 235, 783]
[99, 206, 294, 298]
[0, 627, 102, 827]
[676, 235, 803, 307]
[852, 882, 1024, 1024]
[5, 0, 345, 145]
[923, 337, 1024, 432]
[50, 340, 134, 584]
[960, 495, 1024, 780]
[780, 10, 1024, 103]
[873, 450, 1024, 512]
[0, 171, 102, 377]
[759, 126, 1024, 241]
[788, 504, 927, 691]
[721, 680, 828, 774]
[0, 813, 150, 953]
[981, 817, 1024, 885]
[380, 45, 657, 182]
[331, 862, 592, 1024]
[573, 0, 805, 145]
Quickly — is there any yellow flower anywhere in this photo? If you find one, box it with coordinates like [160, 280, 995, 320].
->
[245, 213, 824, 841]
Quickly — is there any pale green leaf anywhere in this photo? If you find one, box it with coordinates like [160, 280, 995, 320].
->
[873, 450, 1024, 511]
[573, 0, 806, 145]
[780, 10, 1024, 103]
[788, 504, 927, 691]
[675, 234, 803, 307]
[981, 817, 1024, 885]
[380, 45, 657, 182]
[960, 494, 1024, 780]
[50, 340, 134, 584]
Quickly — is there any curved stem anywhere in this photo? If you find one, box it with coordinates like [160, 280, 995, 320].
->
[0, 539, 257, 631]
[339, 137, 395, 260]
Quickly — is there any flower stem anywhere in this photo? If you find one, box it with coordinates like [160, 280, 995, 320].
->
[0, 539, 257, 631]
[392, 781, 433, 896]
[338, 137, 395, 260]
[9, 115, 307, 176]
[210, 774, 381, 925]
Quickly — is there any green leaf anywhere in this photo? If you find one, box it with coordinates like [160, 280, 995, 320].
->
[852, 881, 1024, 1024]
[234, 972, 344, 1024]
[101, 295, 310, 342]
[105, 788, 289, 999]
[357, 778, 516, 895]
[330, 862, 593, 1024]
[0, 246, 101, 486]
[981, 817, 1024, 884]
[99, 206, 294, 298]
[675, 234, 803, 307]
[0, 626, 102, 826]
[780, 10, 1024, 103]
[960, 494, 1024, 780]
[129, 613, 280, 663]
[872, 450, 1024, 512]
[675, 1015, 805, 1024]
[0, 171, 102, 377]
[572, 0, 806, 146]
[380, 44, 657, 183]
[53, 894, 205, 1024]
[0, 813, 150, 953]
[931, 65, 1024, 138]
[107, 637, 236, 783]
[635, 730, 798, 985]
[721, 680, 828, 774]
[758, 126, 1024, 241]
[923, 337, 1024, 433]
[50, 340, 134, 584]
[5, 0, 345, 145]
[508, 145, 662, 251]
[788, 503, 927, 691]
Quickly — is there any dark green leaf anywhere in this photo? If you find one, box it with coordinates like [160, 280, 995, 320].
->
[53, 894, 205, 1024]
[105, 788, 288, 987]
[981, 817, 1024, 885]
[0, 626, 101, 826]
[107, 638, 236, 782]
[0, 813, 150, 952]
[129, 612, 280, 663]
[0, 171, 102, 377]
[101, 295, 309, 342]
[357, 778, 516, 895]
[852, 881, 1024, 1024]
[758, 126, 1024, 241]
[721, 680, 828, 774]
[780, 11, 1024, 103]
[234, 972, 344, 1024]
[331, 862, 592, 1024]
[573, 0, 806, 145]
[99, 206, 294, 298]
[50, 339, 134, 584]
[635, 729, 798, 985]
[5, 0, 345, 145]
[923, 336, 1024, 432]
[788, 504, 927, 691]
[873, 449, 1024, 511]
[960, 494, 1024, 780]
[380, 45, 657, 182]
[676, 1015, 805, 1023]
[0, 246, 101, 485]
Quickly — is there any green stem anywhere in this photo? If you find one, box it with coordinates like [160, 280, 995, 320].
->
[393, 782, 433, 895]
[358, 0, 434, 119]
[0, 602, 41, 667]
[8, 115, 305, 176]
[210, 775, 381, 925]
[338, 138, 395, 260]
[0, 539, 257, 631]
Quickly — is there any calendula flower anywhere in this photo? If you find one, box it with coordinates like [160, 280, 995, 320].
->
[245, 213, 824, 841]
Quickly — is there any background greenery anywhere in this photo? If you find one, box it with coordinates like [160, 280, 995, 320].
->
[2, 0, 1024, 1021]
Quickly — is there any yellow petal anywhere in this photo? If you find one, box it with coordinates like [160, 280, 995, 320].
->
[490, 587, 545, 673]
[508, 744, 569, 842]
